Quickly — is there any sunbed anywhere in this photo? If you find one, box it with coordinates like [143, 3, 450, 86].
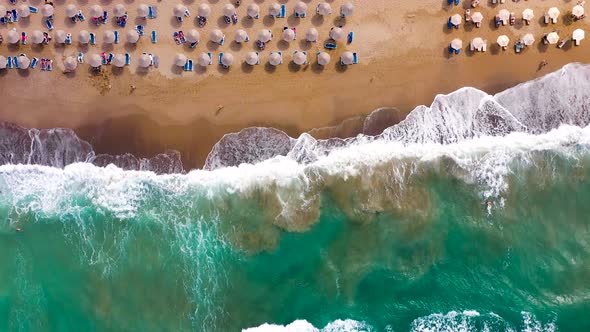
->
[29, 6, 38, 14]
[13, 56, 19, 69]
[151, 30, 157, 43]
[348, 32, 354, 44]
[177, 16, 183, 22]
[153, 55, 159, 68]
[31, 57, 38, 68]
[78, 52, 84, 63]
[254, 52, 260, 64]
[219, 37, 225, 46]
[12, 9, 18, 22]
[324, 42, 337, 50]
[65, 33, 72, 44]
[219, 53, 224, 65]
[7, 56, 13, 69]
[108, 53, 113, 63]
[125, 53, 130, 65]
[102, 53, 108, 65]
[46, 60, 52, 71]
[41, 59, 47, 70]
[277, 5, 286, 18]
[46, 19, 53, 31]
[185, 59, 193, 71]
[352, 53, 358, 64]
[190, 41, 198, 48]
[207, 52, 212, 65]
[114, 30, 119, 44]
[90, 32, 96, 45]
[136, 25, 145, 36]
[148, 6, 157, 19]
[21, 32, 26, 45]
[78, 11, 85, 22]
[278, 51, 283, 64]
[103, 11, 108, 23]
[295, 12, 306, 18]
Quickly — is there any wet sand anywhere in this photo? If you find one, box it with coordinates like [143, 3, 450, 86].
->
[1, 0, 590, 168]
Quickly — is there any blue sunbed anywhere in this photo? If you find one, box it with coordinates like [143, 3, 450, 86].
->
[352, 53, 358, 64]
[449, 45, 455, 54]
[295, 12, 306, 18]
[188, 59, 193, 71]
[219, 53, 224, 65]
[103, 11, 108, 23]
[65, 33, 72, 44]
[277, 5, 286, 18]
[102, 54, 107, 65]
[184, 60, 189, 71]
[78, 52, 84, 63]
[148, 6, 157, 19]
[29, 6, 38, 14]
[207, 52, 212, 65]
[151, 30, 157, 43]
[13, 56, 19, 69]
[278, 51, 283, 64]
[78, 11, 85, 21]
[153, 55, 159, 68]
[177, 16, 183, 22]
[31, 57, 38, 68]
[136, 25, 145, 36]
[7, 57, 13, 69]
[90, 33, 96, 45]
[0, 17, 5, 24]
[46, 19, 53, 31]
[47, 60, 52, 71]
[219, 37, 224, 46]
[190, 41, 198, 48]
[108, 53, 113, 63]
[455, 0, 460, 5]
[21, 32, 26, 45]
[324, 42, 337, 50]
[12, 9, 18, 22]
[125, 53, 130, 65]
[114, 30, 119, 44]
[348, 32, 354, 44]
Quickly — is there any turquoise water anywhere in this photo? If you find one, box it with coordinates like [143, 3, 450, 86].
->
[1, 129, 590, 331]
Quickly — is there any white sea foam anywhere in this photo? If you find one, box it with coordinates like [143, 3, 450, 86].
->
[242, 318, 371, 332]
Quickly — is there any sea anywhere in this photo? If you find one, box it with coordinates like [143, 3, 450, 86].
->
[1, 64, 590, 331]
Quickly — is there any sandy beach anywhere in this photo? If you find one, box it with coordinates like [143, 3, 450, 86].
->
[1, 0, 590, 168]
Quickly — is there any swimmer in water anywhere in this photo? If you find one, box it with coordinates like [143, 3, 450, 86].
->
[16, 228, 22, 232]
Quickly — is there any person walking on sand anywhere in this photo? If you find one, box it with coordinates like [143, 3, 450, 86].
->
[539, 59, 548, 71]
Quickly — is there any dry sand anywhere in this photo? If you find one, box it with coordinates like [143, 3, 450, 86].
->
[1, 0, 590, 168]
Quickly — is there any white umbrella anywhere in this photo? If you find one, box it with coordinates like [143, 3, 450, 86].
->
[269, 3, 281, 17]
[341, 2, 354, 17]
[341, 52, 354, 65]
[18, 55, 30, 69]
[0, 56, 7, 69]
[112, 54, 126, 67]
[471, 12, 483, 23]
[113, 4, 126, 17]
[54, 30, 67, 43]
[137, 4, 149, 18]
[138, 54, 151, 68]
[126, 30, 139, 43]
[451, 38, 463, 50]
[258, 29, 272, 43]
[18, 5, 30, 18]
[89, 5, 103, 18]
[210, 29, 224, 43]
[522, 8, 534, 21]
[283, 28, 296, 42]
[498, 9, 510, 22]
[471, 37, 485, 49]
[31, 30, 44, 44]
[247, 4, 260, 18]
[221, 53, 234, 66]
[78, 30, 90, 44]
[198, 4, 211, 18]
[317, 3, 332, 16]
[450, 14, 462, 26]
[234, 29, 248, 43]
[547, 32, 559, 44]
[88, 54, 102, 68]
[174, 53, 187, 67]
[223, 4, 236, 17]
[187, 29, 200, 43]
[103, 30, 115, 44]
[573, 5, 585, 19]
[7, 30, 19, 44]
[197, 52, 211, 66]
[293, 51, 307, 65]
[548, 7, 560, 20]
[269, 52, 282, 66]
[330, 27, 345, 41]
[522, 33, 535, 46]
[173, 4, 186, 17]
[573, 29, 585, 42]
[245, 52, 259, 65]
[294, 2, 307, 16]
[306, 28, 319, 42]
[65, 4, 78, 18]
[497, 35, 510, 47]
[0, 5, 6, 18]
[64, 56, 77, 72]
[317, 52, 330, 66]
[41, 4, 54, 17]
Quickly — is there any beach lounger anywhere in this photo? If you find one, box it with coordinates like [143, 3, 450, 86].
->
[31, 57, 38, 69]
[177, 16, 183, 22]
[102, 53, 108, 65]
[153, 55, 159, 68]
[45, 19, 53, 31]
[65, 33, 72, 44]
[184, 59, 193, 71]
[190, 41, 198, 48]
[13, 56, 19, 69]
[148, 6, 157, 19]
[352, 53, 358, 64]
[151, 30, 157, 43]
[278, 51, 283, 64]
[136, 25, 145, 36]
[90, 33, 96, 45]
[0, 17, 5, 25]
[455, 0, 459, 5]
[295, 12, 306, 18]
[348, 32, 354, 44]
[254, 52, 260, 65]
[21, 32, 26, 45]
[78, 11, 85, 22]
[277, 5, 286, 18]
[219, 53, 224, 65]
[46, 59, 52, 71]
[207, 53, 212, 65]
[482, 42, 487, 52]
[41, 59, 47, 70]
[108, 53, 113, 63]
[103, 11, 108, 24]
[324, 42, 337, 50]
[219, 37, 225, 46]
[78, 52, 84, 63]
[114, 31, 119, 44]
[12, 10, 18, 22]
[7, 57, 12, 69]
[125, 53, 130, 65]
[29, 6, 38, 14]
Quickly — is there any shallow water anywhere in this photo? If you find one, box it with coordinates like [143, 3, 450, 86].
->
[1, 125, 590, 331]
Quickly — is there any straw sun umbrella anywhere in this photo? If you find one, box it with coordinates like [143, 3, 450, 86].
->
[18, 55, 30, 69]
[138, 54, 151, 68]
[293, 51, 307, 65]
[78, 30, 90, 44]
[54, 30, 67, 44]
[187, 29, 200, 43]
[174, 53, 188, 67]
[89, 5, 102, 18]
[341, 52, 354, 65]
[317, 3, 332, 16]
[197, 52, 211, 66]
[306, 28, 319, 42]
[471, 12, 483, 25]
[283, 28, 296, 42]
[330, 27, 345, 41]
[522, 8, 534, 21]
[221, 53, 234, 67]
[294, 2, 307, 16]
[269, 3, 281, 17]
[41, 4, 54, 17]
[223, 4, 236, 17]
[103, 30, 115, 44]
[498, 9, 510, 23]
[450, 14, 462, 26]
[451, 38, 463, 50]
[31, 30, 44, 44]
[7, 30, 19, 44]
[234, 29, 248, 43]
[471, 37, 485, 50]
[88, 54, 102, 68]
[546, 32, 559, 44]
[522, 33, 535, 46]
[18, 5, 30, 18]
[65, 4, 78, 18]
[198, 4, 211, 18]
[63, 56, 77, 72]
[573, 5, 585, 19]
[245, 52, 259, 65]
[247, 4, 260, 18]
[126, 30, 140, 43]
[497, 35, 510, 48]
[573, 29, 585, 43]
[548, 7, 560, 20]
[258, 29, 272, 43]
[112, 54, 126, 67]
[113, 4, 126, 18]
[317, 52, 330, 66]
[174, 4, 187, 18]
[0, 56, 7, 70]
[137, 4, 149, 18]
[210, 29, 225, 44]
[269, 52, 282, 66]
[341, 2, 354, 17]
